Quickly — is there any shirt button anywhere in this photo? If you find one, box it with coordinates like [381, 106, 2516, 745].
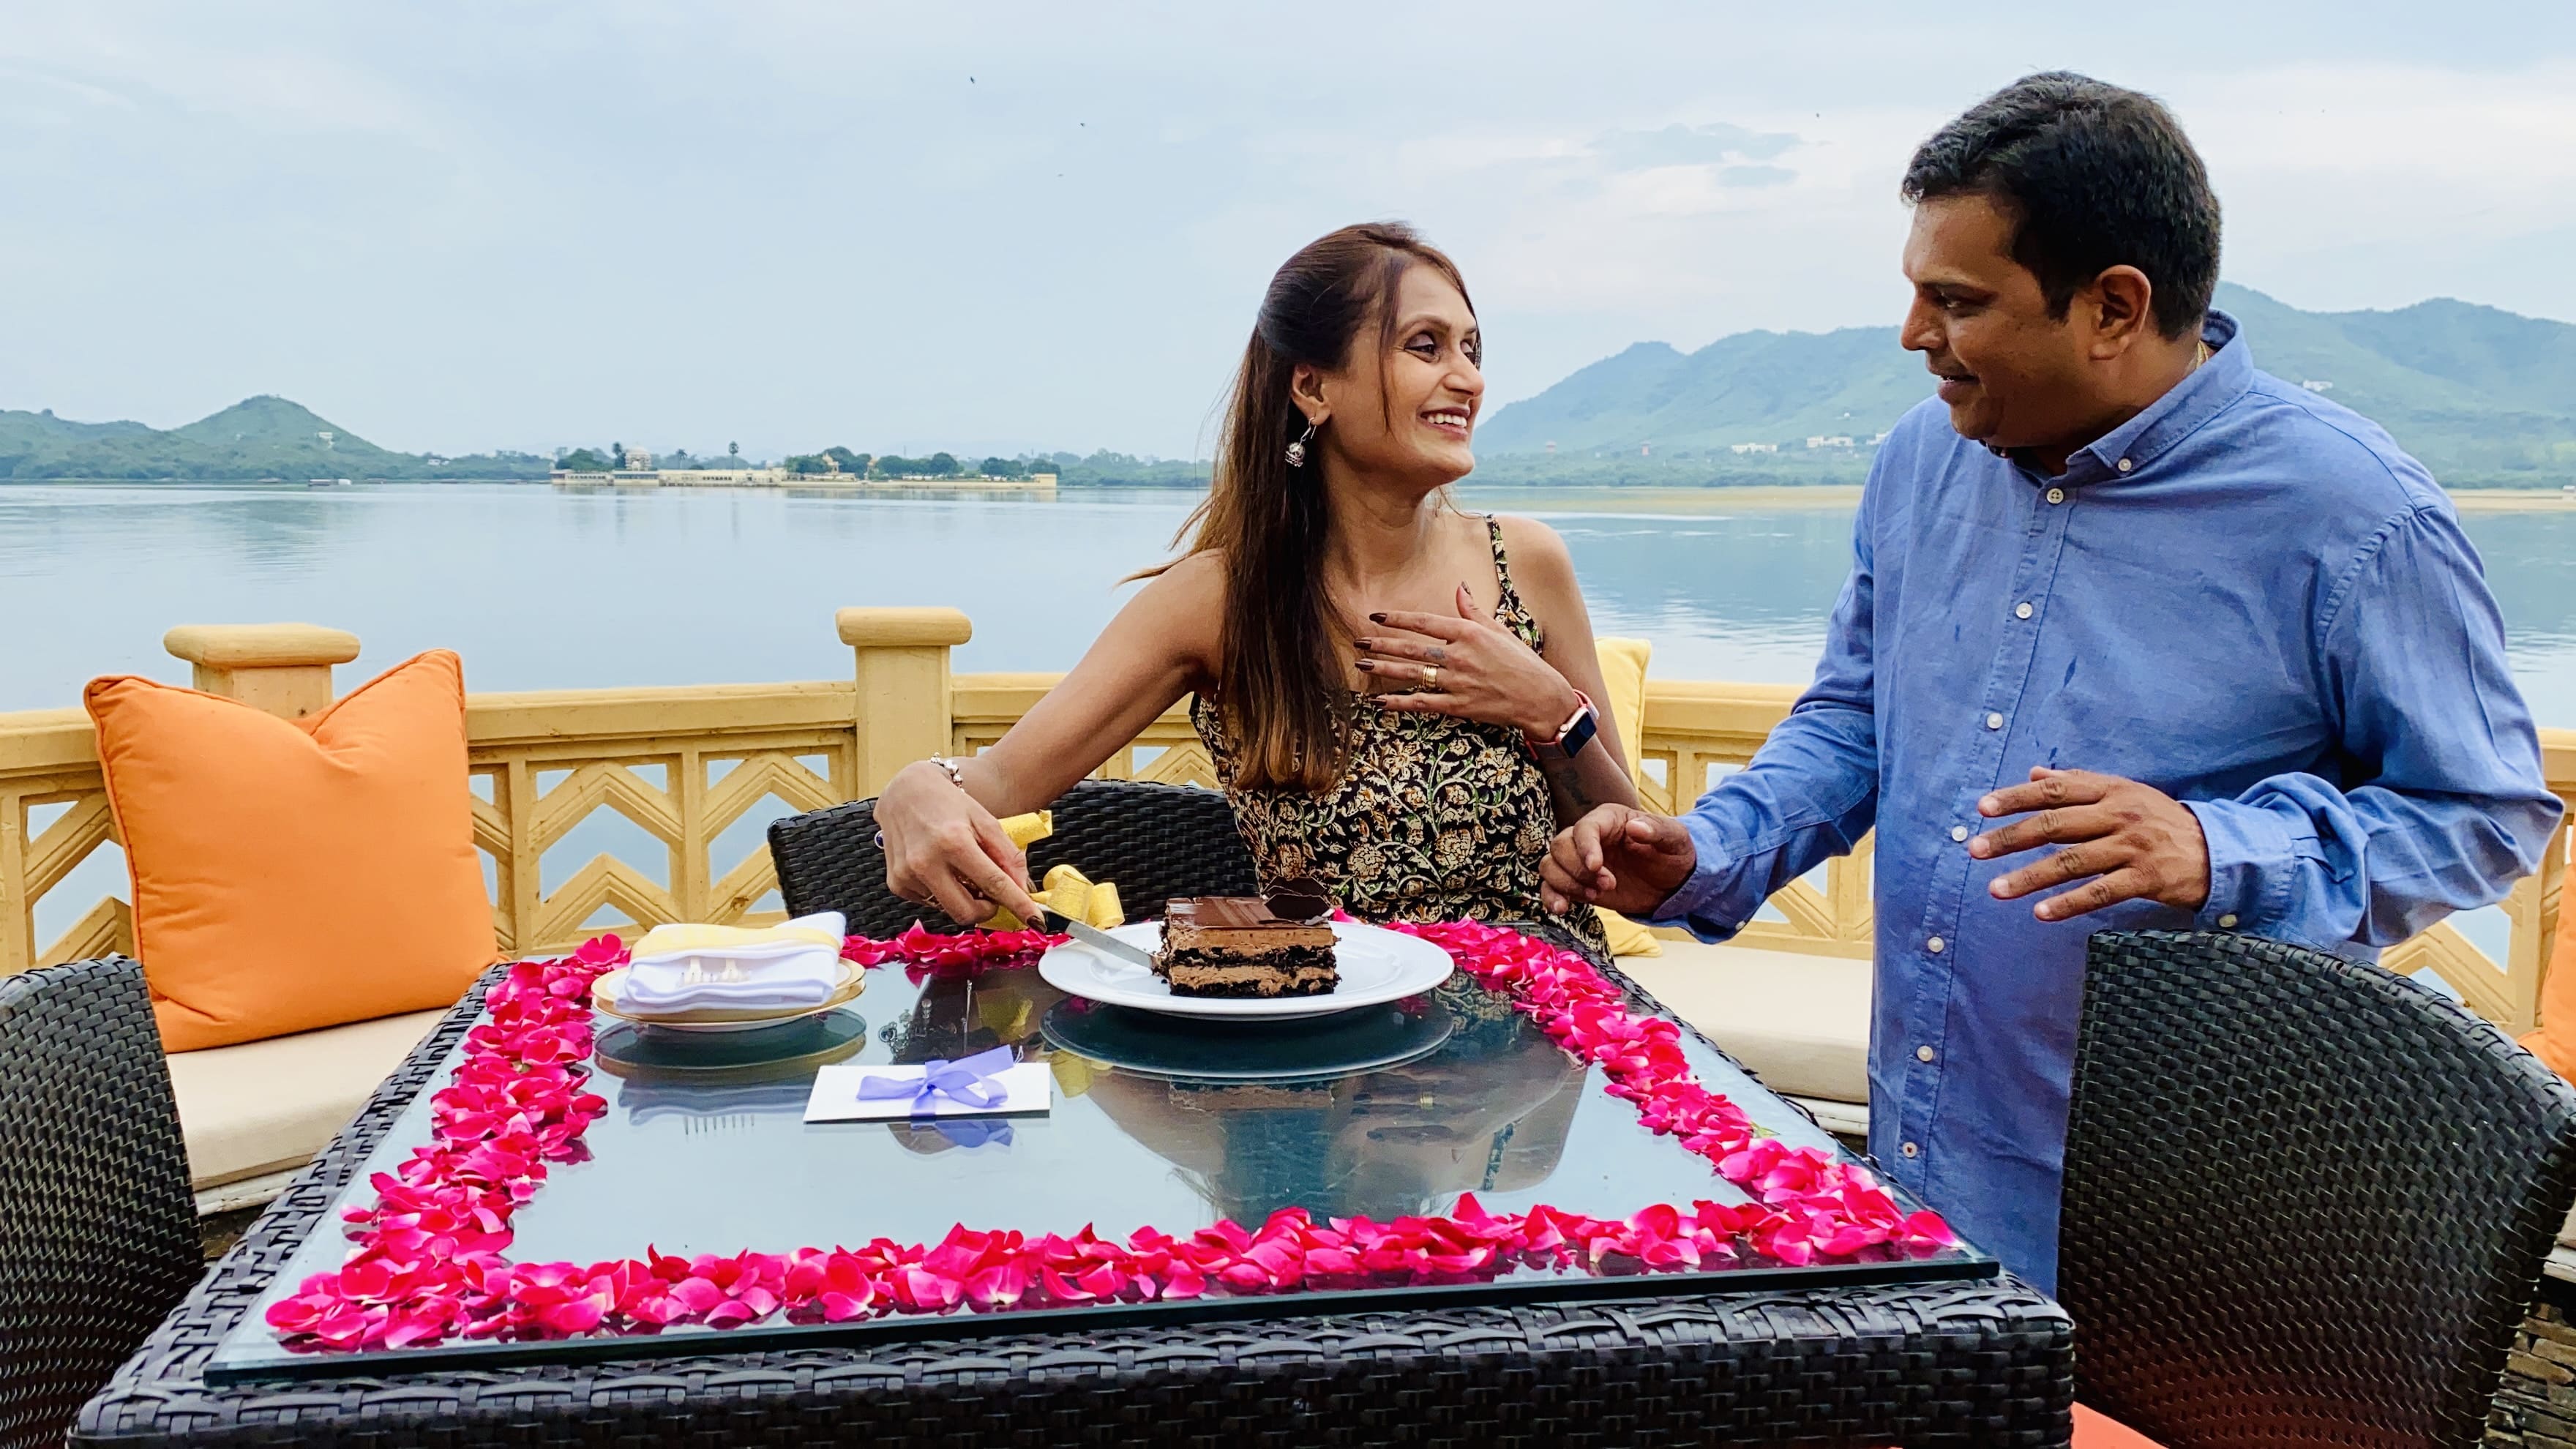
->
[1950, 824, 1969, 842]
[2015, 602, 2034, 620]
[1927, 935, 1946, 954]
[1916, 1045, 1936, 1063]
[2045, 487, 2066, 504]
[1984, 712, 2004, 730]
[2219, 913, 2239, 929]
[1901, 1142, 1921, 1158]
[2116, 457, 2134, 473]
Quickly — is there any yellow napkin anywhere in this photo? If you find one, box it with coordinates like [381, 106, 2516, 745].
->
[977, 812, 1125, 931]
[632, 918, 842, 957]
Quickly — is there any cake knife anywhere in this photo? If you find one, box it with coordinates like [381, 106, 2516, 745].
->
[1039, 908, 1159, 970]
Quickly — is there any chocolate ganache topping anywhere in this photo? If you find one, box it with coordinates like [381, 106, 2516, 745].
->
[1262, 877, 1333, 924]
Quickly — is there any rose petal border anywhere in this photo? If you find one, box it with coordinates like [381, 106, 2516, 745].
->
[265, 921, 1952, 1351]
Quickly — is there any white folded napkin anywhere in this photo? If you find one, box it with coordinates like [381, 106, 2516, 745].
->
[619, 911, 847, 1014]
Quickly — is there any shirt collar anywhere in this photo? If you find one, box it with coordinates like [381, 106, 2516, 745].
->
[2008, 310, 2251, 487]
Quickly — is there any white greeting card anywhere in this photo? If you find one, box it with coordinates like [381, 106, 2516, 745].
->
[802, 1060, 1054, 1123]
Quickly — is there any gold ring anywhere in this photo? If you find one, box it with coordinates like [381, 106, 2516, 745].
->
[1421, 664, 1440, 690]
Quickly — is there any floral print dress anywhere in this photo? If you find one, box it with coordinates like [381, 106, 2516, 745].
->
[1192, 518, 1606, 948]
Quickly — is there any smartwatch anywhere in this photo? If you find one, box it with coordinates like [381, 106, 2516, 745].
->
[1537, 689, 1600, 758]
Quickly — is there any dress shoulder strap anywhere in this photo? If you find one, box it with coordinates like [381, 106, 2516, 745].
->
[1482, 515, 1545, 651]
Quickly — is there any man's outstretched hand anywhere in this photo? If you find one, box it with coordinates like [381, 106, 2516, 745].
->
[1970, 766, 2211, 922]
[1541, 804, 1699, 916]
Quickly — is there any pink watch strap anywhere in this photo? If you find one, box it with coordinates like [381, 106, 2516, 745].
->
[1540, 689, 1596, 746]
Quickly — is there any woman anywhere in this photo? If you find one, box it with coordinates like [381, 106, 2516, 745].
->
[875, 222, 1635, 941]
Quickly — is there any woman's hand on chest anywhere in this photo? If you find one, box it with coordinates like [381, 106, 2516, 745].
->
[1355, 582, 1579, 740]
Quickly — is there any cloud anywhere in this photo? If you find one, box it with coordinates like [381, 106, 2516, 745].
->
[0, 2, 2572, 457]
[1717, 164, 1796, 190]
[1593, 121, 1800, 171]
[2164, 59, 2576, 316]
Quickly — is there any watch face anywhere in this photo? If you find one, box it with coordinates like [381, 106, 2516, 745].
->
[1562, 708, 1598, 756]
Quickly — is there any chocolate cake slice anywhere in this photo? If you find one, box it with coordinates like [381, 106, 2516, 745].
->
[1155, 885, 1338, 998]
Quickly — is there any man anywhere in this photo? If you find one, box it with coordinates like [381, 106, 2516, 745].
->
[1540, 72, 2563, 1292]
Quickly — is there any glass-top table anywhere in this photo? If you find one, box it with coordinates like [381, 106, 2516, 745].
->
[208, 929, 1994, 1382]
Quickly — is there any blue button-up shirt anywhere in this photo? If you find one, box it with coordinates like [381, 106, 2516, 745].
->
[1651, 310, 2563, 1292]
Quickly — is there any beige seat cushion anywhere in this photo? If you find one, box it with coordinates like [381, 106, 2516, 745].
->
[167, 1008, 447, 1190]
[1614, 938, 1871, 1106]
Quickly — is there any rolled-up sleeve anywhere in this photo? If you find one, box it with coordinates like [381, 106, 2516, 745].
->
[2187, 504, 2562, 948]
[1652, 471, 1884, 939]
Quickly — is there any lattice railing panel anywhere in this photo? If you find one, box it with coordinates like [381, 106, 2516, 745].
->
[530, 762, 684, 857]
[4, 772, 132, 973]
[470, 729, 853, 957]
[1639, 720, 1875, 960]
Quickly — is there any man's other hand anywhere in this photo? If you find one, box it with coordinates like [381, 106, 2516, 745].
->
[1971, 767, 2211, 922]
[1540, 804, 1698, 917]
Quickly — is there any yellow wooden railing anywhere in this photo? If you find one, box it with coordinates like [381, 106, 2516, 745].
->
[1, 610, 2569, 1035]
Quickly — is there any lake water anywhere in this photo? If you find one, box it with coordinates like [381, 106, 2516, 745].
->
[4, 482, 2571, 719]
[7, 481, 2566, 962]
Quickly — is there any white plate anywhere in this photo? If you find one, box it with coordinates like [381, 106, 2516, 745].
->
[1037, 920, 1454, 1019]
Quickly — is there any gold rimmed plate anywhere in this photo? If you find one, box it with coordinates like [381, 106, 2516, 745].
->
[591, 959, 866, 1033]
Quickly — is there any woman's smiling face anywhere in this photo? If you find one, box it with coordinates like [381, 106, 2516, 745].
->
[1306, 265, 1485, 490]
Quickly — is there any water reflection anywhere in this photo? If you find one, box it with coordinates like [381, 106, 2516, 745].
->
[593, 1011, 871, 1130]
[1077, 982, 1587, 1225]
[862, 962, 1588, 1224]
[877, 967, 1067, 1157]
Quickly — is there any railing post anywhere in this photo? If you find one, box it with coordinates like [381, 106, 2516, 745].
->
[162, 624, 362, 720]
[836, 607, 972, 798]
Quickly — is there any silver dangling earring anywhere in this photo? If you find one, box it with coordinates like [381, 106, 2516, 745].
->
[1285, 420, 1318, 468]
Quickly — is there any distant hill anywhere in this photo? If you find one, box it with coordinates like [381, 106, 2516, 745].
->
[1477, 283, 2576, 485]
[16, 284, 2573, 487]
[0, 396, 549, 481]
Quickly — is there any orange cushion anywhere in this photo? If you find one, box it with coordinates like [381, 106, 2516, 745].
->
[2521, 899, 2576, 1082]
[86, 650, 496, 1052]
[2073, 1404, 2167, 1448]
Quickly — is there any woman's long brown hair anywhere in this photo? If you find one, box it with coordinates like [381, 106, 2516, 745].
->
[1142, 222, 1475, 793]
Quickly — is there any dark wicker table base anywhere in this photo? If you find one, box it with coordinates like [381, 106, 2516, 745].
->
[80, 965, 2072, 1448]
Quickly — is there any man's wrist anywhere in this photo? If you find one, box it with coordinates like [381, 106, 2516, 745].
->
[1643, 812, 1728, 930]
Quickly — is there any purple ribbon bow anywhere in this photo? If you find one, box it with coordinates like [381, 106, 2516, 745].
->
[857, 1045, 1015, 1116]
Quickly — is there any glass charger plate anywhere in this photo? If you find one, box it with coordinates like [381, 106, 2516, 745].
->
[1039, 995, 1454, 1082]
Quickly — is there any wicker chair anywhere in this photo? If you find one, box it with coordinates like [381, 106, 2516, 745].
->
[770, 778, 1262, 935]
[0, 956, 201, 1449]
[2059, 930, 2576, 1448]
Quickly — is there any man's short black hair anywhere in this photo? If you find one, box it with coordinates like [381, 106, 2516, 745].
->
[1903, 72, 2221, 340]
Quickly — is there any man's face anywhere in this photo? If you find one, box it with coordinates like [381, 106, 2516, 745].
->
[1900, 194, 2100, 454]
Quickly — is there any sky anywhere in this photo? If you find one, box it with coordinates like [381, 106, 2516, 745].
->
[4, 1, 2574, 461]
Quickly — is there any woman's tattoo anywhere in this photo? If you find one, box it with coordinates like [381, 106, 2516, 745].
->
[1540, 750, 1593, 809]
